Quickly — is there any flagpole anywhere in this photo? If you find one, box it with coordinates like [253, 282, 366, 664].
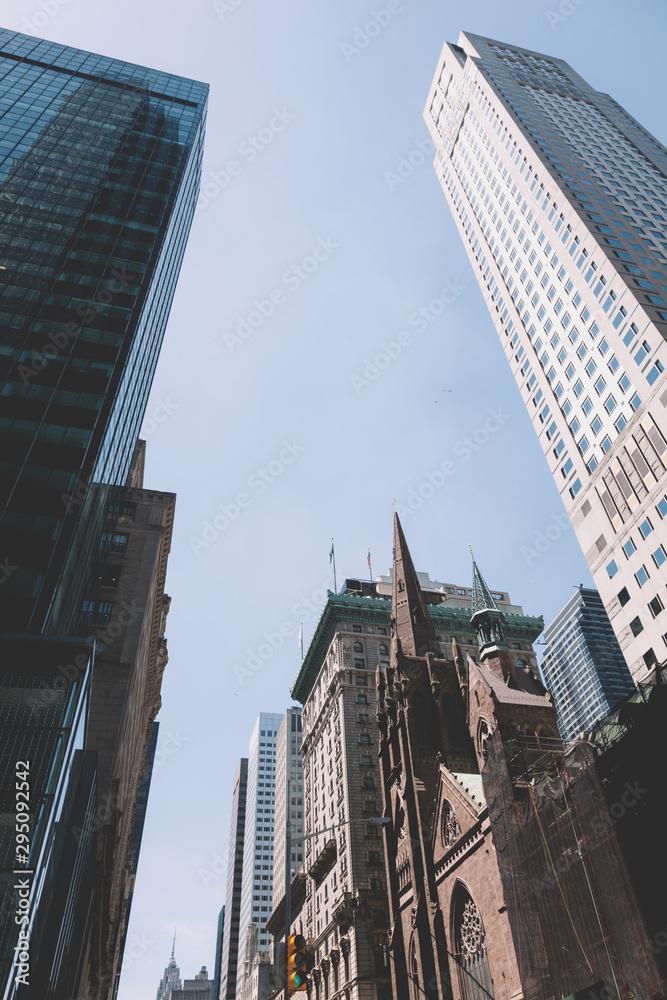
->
[368, 549, 372, 583]
[332, 538, 337, 594]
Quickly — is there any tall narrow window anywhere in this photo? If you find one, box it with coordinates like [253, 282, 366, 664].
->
[453, 887, 495, 1000]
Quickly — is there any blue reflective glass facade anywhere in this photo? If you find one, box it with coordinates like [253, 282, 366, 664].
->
[541, 586, 636, 741]
[0, 29, 207, 634]
[0, 635, 93, 999]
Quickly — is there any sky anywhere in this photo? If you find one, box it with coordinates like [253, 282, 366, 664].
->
[4, 0, 667, 994]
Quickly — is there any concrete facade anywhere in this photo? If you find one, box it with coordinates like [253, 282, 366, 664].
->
[424, 31, 667, 681]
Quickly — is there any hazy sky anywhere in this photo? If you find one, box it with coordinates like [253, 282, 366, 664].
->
[4, 0, 667, 995]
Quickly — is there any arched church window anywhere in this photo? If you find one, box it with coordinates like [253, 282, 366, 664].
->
[441, 799, 461, 848]
[452, 886, 495, 1000]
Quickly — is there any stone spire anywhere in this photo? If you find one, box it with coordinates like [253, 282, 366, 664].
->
[469, 548, 509, 662]
[391, 513, 441, 658]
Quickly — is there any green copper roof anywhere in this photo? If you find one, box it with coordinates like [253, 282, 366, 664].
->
[290, 591, 543, 703]
[470, 552, 500, 618]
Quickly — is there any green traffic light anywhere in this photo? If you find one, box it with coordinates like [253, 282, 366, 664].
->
[294, 973, 304, 987]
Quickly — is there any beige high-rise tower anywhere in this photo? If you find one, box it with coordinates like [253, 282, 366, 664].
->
[424, 31, 667, 681]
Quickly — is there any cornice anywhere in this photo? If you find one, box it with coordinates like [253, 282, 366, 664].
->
[291, 593, 543, 704]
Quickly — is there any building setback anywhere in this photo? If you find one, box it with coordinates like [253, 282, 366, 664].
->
[424, 30, 667, 681]
[290, 563, 543, 1000]
[541, 585, 636, 740]
[219, 759, 248, 1000]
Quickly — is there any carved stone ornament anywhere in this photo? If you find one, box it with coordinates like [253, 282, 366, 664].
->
[441, 800, 461, 847]
[460, 899, 485, 960]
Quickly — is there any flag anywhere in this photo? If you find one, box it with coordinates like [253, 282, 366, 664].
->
[298, 624, 303, 657]
[329, 541, 334, 564]
[367, 549, 372, 571]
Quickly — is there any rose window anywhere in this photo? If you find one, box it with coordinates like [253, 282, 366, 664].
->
[460, 899, 484, 960]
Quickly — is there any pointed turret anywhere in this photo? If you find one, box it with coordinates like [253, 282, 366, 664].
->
[469, 549, 510, 661]
[391, 514, 441, 658]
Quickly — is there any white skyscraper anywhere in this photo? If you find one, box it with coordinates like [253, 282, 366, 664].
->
[235, 712, 282, 1000]
[424, 31, 667, 681]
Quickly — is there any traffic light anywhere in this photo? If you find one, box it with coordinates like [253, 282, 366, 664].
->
[287, 933, 307, 995]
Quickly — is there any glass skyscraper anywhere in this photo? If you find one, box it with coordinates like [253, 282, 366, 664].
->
[0, 29, 206, 1000]
[424, 32, 667, 682]
[541, 585, 636, 741]
[0, 28, 207, 636]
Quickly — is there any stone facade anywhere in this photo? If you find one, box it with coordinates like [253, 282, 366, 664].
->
[78, 440, 176, 999]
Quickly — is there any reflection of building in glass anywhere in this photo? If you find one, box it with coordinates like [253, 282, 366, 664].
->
[0, 28, 207, 637]
[424, 31, 667, 682]
[541, 585, 636, 740]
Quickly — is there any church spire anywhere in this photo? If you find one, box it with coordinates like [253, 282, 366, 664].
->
[469, 548, 509, 661]
[391, 513, 441, 657]
[470, 546, 500, 617]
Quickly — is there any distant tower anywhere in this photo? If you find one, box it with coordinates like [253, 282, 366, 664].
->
[155, 937, 182, 1000]
[541, 585, 636, 740]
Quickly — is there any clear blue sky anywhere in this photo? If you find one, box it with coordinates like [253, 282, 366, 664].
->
[4, 0, 667, 995]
